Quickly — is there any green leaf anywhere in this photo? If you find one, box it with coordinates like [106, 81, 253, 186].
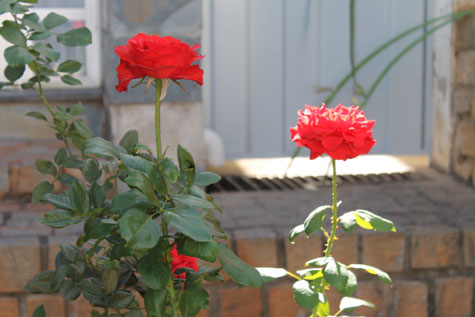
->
[159, 158, 179, 183]
[288, 224, 305, 243]
[101, 267, 119, 294]
[37, 210, 82, 228]
[60, 279, 81, 300]
[303, 205, 331, 236]
[61, 74, 81, 86]
[125, 310, 143, 317]
[173, 194, 215, 210]
[107, 290, 135, 309]
[26, 111, 47, 121]
[179, 287, 209, 317]
[322, 258, 349, 293]
[43, 12, 68, 30]
[57, 27, 92, 46]
[256, 267, 288, 283]
[73, 120, 93, 138]
[0, 0, 15, 14]
[119, 208, 161, 249]
[63, 157, 84, 168]
[341, 270, 357, 296]
[83, 137, 120, 159]
[145, 289, 167, 317]
[32, 181, 54, 204]
[84, 218, 116, 241]
[323, 257, 349, 292]
[119, 130, 138, 152]
[61, 243, 81, 262]
[35, 158, 57, 176]
[339, 296, 374, 312]
[54, 148, 67, 165]
[82, 158, 101, 183]
[292, 280, 320, 310]
[348, 264, 392, 284]
[137, 246, 170, 290]
[69, 181, 90, 215]
[177, 144, 195, 181]
[32, 305, 45, 317]
[41, 193, 72, 210]
[29, 31, 51, 40]
[193, 172, 221, 186]
[4, 46, 35, 66]
[69, 103, 85, 115]
[89, 183, 105, 208]
[125, 170, 159, 206]
[352, 209, 396, 232]
[25, 271, 58, 293]
[4, 64, 25, 82]
[0, 21, 26, 45]
[305, 257, 329, 268]
[317, 297, 330, 317]
[217, 242, 262, 287]
[111, 189, 152, 215]
[177, 238, 219, 262]
[339, 212, 357, 233]
[163, 206, 212, 242]
[202, 209, 227, 239]
[120, 153, 154, 174]
[32, 43, 60, 61]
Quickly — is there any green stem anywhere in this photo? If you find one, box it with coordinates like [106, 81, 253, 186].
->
[324, 159, 338, 258]
[155, 79, 163, 161]
[34, 63, 55, 117]
[154, 79, 178, 316]
[360, 10, 473, 107]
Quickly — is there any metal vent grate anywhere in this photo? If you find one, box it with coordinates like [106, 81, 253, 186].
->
[206, 172, 424, 193]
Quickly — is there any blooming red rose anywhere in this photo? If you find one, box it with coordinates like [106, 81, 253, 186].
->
[170, 245, 199, 280]
[114, 33, 204, 92]
[290, 104, 376, 160]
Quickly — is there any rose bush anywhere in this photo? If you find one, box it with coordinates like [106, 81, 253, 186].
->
[258, 104, 395, 316]
[170, 245, 199, 280]
[290, 103, 376, 160]
[114, 33, 204, 92]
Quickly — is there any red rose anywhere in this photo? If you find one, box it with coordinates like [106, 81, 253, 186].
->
[290, 104, 376, 160]
[114, 33, 204, 92]
[170, 245, 199, 280]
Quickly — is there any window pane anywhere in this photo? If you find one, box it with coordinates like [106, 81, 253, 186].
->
[37, 0, 84, 8]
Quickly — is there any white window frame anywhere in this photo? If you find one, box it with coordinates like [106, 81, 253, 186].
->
[0, 0, 101, 88]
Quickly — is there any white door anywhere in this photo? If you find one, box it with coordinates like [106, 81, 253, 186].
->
[203, 0, 433, 159]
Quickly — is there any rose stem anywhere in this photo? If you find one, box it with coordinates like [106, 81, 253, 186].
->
[154, 78, 178, 316]
[154, 79, 163, 161]
[324, 159, 338, 258]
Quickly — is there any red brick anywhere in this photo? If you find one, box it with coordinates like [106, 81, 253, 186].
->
[435, 277, 474, 316]
[411, 230, 460, 269]
[268, 283, 305, 317]
[330, 234, 358, 265]
[354, 281, 391, 317]
[26, 294, 65, 317]
[234, 228, 278, 267]
[219, 286, 262, 317]
[394, 281, 428, 317]
[285, 232, 322, 273]
[326, 287, 343, 315]
[463, 228, 475, 266]
[0, 237, 41, 292]
[67, 296, 102, 317]
[48, 236, 78, 271]
[362, 233, 405, 272]
[0, 297, 19, 317]
[9, 165, 55, 195]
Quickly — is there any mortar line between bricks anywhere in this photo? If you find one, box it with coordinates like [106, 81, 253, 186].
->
[472, 275, 475, 317]
[260, 284, 268, 317]
[275, 232, 287, 269]
[18, 294, 26, 317]
[357, 234, 362, 264]
[427, 277, 436, 317]
[38, 236, 49, 272]
[459, 229, 465, 267]
[403, 233, 412, 272]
